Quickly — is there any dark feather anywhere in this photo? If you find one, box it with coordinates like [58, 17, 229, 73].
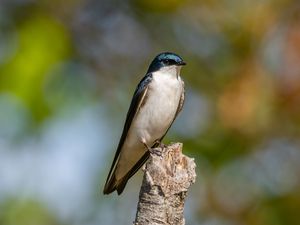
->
[116, 151, 150, 195]
[103, 73, 153, 195]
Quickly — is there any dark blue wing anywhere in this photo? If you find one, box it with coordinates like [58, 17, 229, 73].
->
[103, 73, 153, 194]
[122, 74, 153, 137]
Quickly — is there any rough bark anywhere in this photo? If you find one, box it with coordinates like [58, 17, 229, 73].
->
[134, 143, 196, 225]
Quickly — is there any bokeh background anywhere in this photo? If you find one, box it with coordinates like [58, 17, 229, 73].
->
[1, 0, 300, 224]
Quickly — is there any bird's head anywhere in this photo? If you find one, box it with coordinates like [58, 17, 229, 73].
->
[147, 52, 186, 73]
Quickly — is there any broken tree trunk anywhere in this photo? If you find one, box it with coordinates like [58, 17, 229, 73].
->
[134, 143, 196, 225]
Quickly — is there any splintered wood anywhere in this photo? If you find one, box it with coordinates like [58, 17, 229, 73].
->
[134, 143, 196, 225]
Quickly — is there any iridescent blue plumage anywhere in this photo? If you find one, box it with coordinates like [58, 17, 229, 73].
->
[147, 52, 186, 73]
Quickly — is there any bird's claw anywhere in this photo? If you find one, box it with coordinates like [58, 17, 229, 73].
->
[154, 140, 167, 149]
[142, 140, 163, 157]
[148, 147, 163, 157]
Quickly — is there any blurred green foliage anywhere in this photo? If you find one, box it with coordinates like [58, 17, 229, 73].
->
[0, 199, 61, 225]
[0, 13, 70, 121]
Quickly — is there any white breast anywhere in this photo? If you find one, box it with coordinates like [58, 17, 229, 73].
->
[133, 66, 183, 145]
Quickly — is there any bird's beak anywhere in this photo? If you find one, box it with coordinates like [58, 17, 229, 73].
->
[178, 61, 186, 66]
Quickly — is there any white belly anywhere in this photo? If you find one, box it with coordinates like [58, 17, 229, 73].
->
[133, 73, 183, 145]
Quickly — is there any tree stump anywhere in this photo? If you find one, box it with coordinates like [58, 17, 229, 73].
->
[134, 143, 196, 225]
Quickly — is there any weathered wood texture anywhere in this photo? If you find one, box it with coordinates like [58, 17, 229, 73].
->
[134, 143, 196, 225]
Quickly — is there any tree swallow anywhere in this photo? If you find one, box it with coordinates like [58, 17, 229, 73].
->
[103, 52, 186, 195]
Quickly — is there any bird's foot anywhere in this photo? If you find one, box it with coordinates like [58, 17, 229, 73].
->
[142, 141, 162, 157]
[154, 140, 167, 149]
[142, 141, 151, 151]
[148, 148, 163, 157]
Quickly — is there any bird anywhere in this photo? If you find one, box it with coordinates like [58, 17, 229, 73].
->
[103, 52, 186, 195]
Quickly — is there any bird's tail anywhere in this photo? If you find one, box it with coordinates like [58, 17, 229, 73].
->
[103, 170, 132, 195]
[103, 173, 116, 195]
[103, 151, 150, 195]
